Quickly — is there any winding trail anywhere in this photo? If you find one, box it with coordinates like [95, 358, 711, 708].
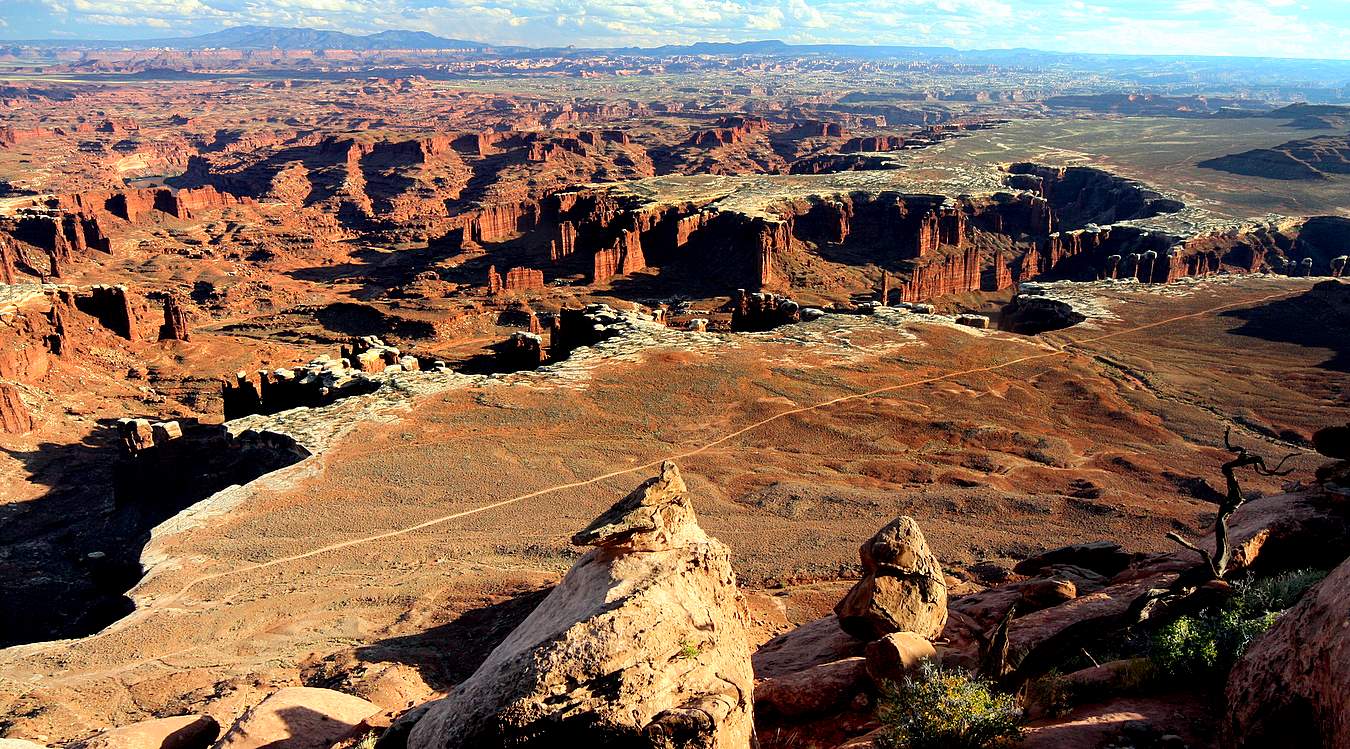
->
[161, 288, 1300, 602]
[8, 286, 1299, 668]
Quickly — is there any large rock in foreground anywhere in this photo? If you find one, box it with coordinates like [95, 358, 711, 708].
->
[1224, 557, 1350, 748]
[401, 462, 754, 748]
[835, 516, 947, 640]
[215, 687, 379, 749]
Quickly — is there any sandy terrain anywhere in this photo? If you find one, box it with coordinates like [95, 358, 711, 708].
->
[0, 275, 1343, 743]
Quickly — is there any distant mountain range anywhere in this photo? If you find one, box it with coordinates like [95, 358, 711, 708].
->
[5, 25, 1350, 87]
[9, 25, 506, 51]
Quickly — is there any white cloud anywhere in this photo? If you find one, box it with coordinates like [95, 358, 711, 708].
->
[5, 0, 1349, 59]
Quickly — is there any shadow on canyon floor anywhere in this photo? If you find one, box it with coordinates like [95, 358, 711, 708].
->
[1220, 280, 1350, 373]
[0, 421, 303, 647]
[355, 587, 552, 692]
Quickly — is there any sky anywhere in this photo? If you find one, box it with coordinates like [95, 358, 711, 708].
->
[1, 0, 1348, 59]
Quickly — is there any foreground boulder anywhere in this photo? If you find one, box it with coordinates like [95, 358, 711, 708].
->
[398, 462, 754, 748]
[214, 687, 379, 749]
[835, 516, 947, 639]
[86, 715, 218, 749]
[1224, 557, 1350, 748]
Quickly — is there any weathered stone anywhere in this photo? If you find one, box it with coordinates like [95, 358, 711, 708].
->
[754, 657, 868, 720]
[1020, 578, 1077, 610]
[1224, 557, 1350, 748]
[86, 715, 219, 749]
[399, 462, 754, 749]
[752, 614, 864, 681]
[835, 516, 947, 640]
[863, 631, 936, 686]
[214, 687, 379, 749]
[1015, 541, 1137, 578]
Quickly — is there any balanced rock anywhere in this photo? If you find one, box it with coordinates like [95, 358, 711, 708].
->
[1224, 556, 1350, 748]
[214, 687, 378, 749]
[835, 516, 947, 640]
[399, 462, 754, 748]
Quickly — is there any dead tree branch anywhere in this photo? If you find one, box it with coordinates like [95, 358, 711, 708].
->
[1167, 426, 1298, 579]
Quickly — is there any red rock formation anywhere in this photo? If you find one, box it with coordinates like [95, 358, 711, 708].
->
[897, 246, 982, 302]
[56, 285, 145, 341]
[156, 186, 247, 220]
[756, 220, 791, 289]
[159, 294, 191, 341]
[616, 228, 646, 274]
[0, 382, 32, 434]
[792, 120, 846, 138]
[990, 248, 1015, 291]
[0, 233, 17, 285]
[468, 201, 539, 244]
[592, 247, 620, 284]
[880, 270, 892, 305]
[843, 135, 904, 153]
[487, 265, 504, 295]
[0, 126, 52, 148]
[550, 221, 578, 261]
[674, 212, 712, 248]
[591, 227, 647, 283]
[688, 116, 769, 147]
[503, 267, 545, 292]
[454, 130, 510, 157]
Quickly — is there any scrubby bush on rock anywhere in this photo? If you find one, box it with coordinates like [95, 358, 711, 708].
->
[1149, 568, 1326, 684]
[874, 660, 1023, 749]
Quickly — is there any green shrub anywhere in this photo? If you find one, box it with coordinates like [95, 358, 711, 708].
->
[876, 661, 1024, 749]
[1150, 568, 1327, 684]
[1150, 608, 1277, 682]
[1232, 568, 1328, 616]
[1025, 669, 1075, 718]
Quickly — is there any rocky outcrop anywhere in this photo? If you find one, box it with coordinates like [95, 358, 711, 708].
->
[83, 714, 219, 749]
[688, 116, 768, 147]
[842, 135, 904, 153]
[1000, 286, 1090, 334]
[397, 462, 755, 749]
[494, 331, 546, 371]
[835, 516, 948, 640]
[222, 344, 391, 420]
[730, 290, 800, 331]
[159, 294, 192, 341]
[1224, 557, 1350, 748]
[0, 381, 33, 434]
[216, 687, 379, 749]
[0, 233, 18, 284]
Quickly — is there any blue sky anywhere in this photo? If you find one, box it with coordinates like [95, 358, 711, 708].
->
[1, 0, 1348, 59]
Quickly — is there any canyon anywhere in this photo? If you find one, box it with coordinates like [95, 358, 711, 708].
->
[0, 37, 1347, 749]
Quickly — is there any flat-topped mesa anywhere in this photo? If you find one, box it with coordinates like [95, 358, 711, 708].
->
[396, 462, 755, 749]
[842, 135, 904, 152]
[688, 115, 769, 147]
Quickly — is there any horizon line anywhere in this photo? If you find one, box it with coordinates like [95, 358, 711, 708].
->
[3, 25, 1350, 65]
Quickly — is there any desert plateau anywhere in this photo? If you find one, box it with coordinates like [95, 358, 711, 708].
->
[0, 7, 1348, 749]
